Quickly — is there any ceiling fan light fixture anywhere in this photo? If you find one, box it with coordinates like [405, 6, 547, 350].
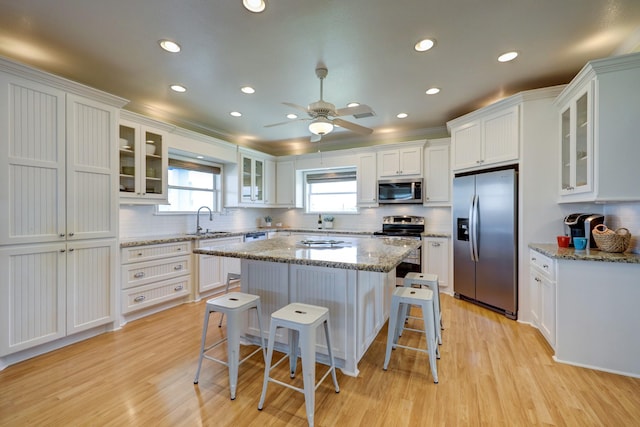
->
[243, 0, 266, 13]
[309, 117, 334, 135]
[414, 38, 435, 52]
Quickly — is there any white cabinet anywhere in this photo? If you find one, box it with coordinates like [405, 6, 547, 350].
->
[357, 152, 378, 207]
[0, 64, 123, 359]
[119, 113, 170, 204]
[377, 144, 423, 178]
[422, 237, 450, 289]
[195, 236, 243, 298]
[0, 240, 116, 356]
[423, 139, 451, 205]
[554, 52, 640, 202]
[449, 105, 519, 171]
[121, 242, 191, 315]
[240, 153, 265, 204]
[529, 249, 556, 348]
[276, 160, 296, 207]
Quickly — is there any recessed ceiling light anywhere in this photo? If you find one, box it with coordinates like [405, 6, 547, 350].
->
[347, 102, 360, 107]
[425, 87, 440, 95]
[243, 0, 266, 13]
[287, 113, 298, 119]
[414, 38, 435, 52]
[170, 84, 187, 93]
[241, 86, 255, 94]
[498, 51, 518, 62]
[230, 111, 242, 117]
[159, 40, 181, 53]
[397, 113, 409, 119]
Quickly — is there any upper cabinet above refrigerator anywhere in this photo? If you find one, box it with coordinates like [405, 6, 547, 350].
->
[554, 51, 640, 203]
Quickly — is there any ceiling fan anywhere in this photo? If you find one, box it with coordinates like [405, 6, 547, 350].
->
[265, 66, 375, 142]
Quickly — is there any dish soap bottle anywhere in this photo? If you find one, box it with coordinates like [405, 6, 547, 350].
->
[318, 214, 322, 229]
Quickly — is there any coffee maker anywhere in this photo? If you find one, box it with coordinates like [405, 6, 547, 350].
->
[563, 213, 605, 248]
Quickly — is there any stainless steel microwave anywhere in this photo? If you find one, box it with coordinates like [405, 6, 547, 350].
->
[378, 178, 423, 204]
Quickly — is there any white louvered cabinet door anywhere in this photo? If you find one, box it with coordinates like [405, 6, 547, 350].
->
[66, 239, 116, 334]
[0, 74, 66, 245]
[0, 243, 66, 356]
[66, 94, 118, 240]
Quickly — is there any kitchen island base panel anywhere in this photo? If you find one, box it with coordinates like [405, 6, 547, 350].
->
[240, 259, 395, 377]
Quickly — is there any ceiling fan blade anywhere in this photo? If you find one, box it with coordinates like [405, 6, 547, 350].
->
[264, 118, 309, 128]
[332, 118, 373, 135]
[334, 104, 374, 117]
[282, 102, 309, 113]
[310, 134, 322, 143]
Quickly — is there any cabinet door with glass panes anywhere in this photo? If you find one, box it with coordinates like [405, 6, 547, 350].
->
[240, 154, 265, 204]
[560, 84, 592, 197]
[119, 120, 168, 204]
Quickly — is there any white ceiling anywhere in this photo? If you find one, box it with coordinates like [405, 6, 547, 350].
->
[1, 0, 640, 156]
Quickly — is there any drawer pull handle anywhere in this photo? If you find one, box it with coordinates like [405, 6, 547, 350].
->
[174, 285, 184, 291]
[532, 257, 537, 261]
[535, 277, 541, 283]
[134, 295, 146, 302]
[177, 248, 182, 251]
[543, 264, 549, 269]
[134, 272, 145, 278]
[432, 242, 440, 247]
[137, 252, 143, 256]
[174, 265, 183, 270]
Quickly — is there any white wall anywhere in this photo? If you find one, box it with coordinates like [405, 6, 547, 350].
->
[602, 202, 640, 253]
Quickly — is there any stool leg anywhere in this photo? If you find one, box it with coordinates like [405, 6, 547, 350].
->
[194, 306, 212, 384]
[258, 321, 278, 410]
[226, 310, 241, 400]
[218, 274, 233, 327]
[300, 326, 317, 427]
[383, 299, 400, 370]
[421, 300, 439, 384]
[289, 329, 299, 378]
[255, 303, 267, 360]
[323, 319, 340, 393]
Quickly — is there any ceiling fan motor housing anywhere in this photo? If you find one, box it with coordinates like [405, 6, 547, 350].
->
[308, 100, 336, 117]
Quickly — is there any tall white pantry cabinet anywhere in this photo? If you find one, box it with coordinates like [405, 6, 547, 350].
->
[0, 59, 127, 365]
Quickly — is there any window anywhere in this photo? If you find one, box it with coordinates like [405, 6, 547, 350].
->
[157, 158, 222, 213]
[305, 168, 358, 214]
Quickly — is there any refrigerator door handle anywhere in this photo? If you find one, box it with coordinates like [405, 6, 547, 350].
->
[470, 194, 479, 262]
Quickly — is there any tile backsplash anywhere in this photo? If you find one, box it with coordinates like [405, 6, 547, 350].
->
[602, 202, 640, 253]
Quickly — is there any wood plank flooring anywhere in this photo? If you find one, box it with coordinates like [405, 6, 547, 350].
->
[1, 294, 639, 426]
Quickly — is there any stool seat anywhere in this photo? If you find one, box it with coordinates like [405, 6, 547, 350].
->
[194, 292, 265, 400]
[404, 272, 443, 345]
[218, 272, 242, 327]
[384, 286, 439, 383]
[258, 302, 339, 427]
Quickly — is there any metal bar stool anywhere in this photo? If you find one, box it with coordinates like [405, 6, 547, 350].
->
[258, 302, 340, 427]
[194, 292, 265, 400]
[404, 272, 443, 344]
[384, 286, 439, 383]
[218, 272, 241, 327]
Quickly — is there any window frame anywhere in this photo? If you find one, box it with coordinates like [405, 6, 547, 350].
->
[304, 167, 359, 215]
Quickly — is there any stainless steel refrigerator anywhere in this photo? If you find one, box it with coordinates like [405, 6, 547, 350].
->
[453, 167, 518, 319]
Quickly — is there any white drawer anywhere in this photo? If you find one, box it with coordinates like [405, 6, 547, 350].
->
[121, 242, 190, 264]
[122, 276, 190, 313]
[529, 249, 556, 280]
[121, 255, 190, 289]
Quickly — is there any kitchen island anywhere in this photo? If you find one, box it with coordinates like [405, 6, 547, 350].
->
[193, 235, 421, 376]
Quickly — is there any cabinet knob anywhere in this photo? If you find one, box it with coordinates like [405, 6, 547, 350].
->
[543, 264, 549, 269]
[134, 272, 145, 278]
[68, 232, 74, 237]
[532, 257, 537, 261]
[59, 233, 65, 238]
[134, 295, 146, 302]
[432, 242, 440, 247]
[60, 249, 66, 253]
[174, 285, 184, 292]
[174, 265, 183, 271]
[68, 248, 74, 252]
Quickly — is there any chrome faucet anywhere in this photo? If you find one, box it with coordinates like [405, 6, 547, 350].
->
[196, 206, 213, 235]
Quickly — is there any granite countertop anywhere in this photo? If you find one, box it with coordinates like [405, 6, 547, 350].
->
[120, 228, 450, 248]
[529, 243, 640, 264]
[193, 235, 422, 273]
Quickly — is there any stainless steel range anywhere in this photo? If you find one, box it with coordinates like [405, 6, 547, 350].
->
[374, 215, 424, 285]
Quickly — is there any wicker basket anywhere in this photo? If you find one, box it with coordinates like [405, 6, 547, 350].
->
[592, 224, 631, 253]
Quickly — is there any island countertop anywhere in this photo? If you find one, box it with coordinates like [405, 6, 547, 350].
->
[193, 235, 421, 273]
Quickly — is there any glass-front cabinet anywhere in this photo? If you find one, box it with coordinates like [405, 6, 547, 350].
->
[559, 84, 592, 196]
[119, 118, 168, 204]
[240, 154, 264, 204]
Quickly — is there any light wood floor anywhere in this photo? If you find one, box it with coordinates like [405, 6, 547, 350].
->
[1, 294, 639, 426]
